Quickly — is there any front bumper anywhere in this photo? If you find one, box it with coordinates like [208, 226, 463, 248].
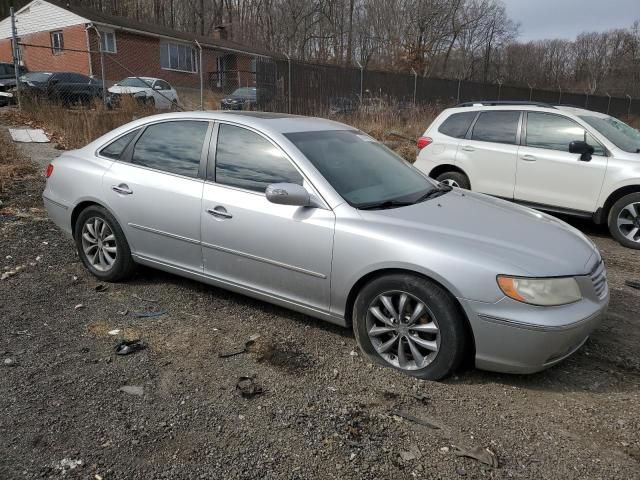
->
[460, 271, 609, 374]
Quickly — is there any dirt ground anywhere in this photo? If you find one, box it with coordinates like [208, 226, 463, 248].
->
[1, 141, 640, 480]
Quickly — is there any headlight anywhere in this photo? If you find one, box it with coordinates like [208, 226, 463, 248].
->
[497, 276, 582, 306]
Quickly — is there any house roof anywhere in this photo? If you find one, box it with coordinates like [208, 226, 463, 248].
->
[8, 0, 275, 58]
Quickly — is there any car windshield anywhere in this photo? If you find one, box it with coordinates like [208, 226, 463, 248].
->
[285, 130, 440, 209]
[232, 87, 256, 97]
[117, 78, 153, 88]
[22, 72, 52, 83]
[579, 115, 640, 153]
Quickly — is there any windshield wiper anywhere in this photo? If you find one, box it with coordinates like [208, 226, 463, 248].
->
[357, 200, 415, 210]
[413, 184, 453, 203]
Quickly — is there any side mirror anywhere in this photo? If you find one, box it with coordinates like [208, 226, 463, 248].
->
[266, 183, 310, 207]
[153, 84, 162, 90]
[569, 141, 595, 162]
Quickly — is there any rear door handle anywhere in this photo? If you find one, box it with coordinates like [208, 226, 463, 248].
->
[207, 207, 233, 219]
[521, 154, 537, 162]
[112, 184, 133, 195]
[461, 145, 475, 152]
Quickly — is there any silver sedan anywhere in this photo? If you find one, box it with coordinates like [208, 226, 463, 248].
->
[43, 111, 609, 379]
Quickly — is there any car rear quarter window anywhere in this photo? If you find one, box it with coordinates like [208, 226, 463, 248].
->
[213, 124, 303, 193]
[99, 129, 140, 159]
[526, 112, 606, 155]
[438, 112, 477, 138]
[131, 121, 208, 178]
[470, 111, 520, 144]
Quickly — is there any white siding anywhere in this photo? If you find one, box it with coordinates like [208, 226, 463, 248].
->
[0, 0, 88, 40]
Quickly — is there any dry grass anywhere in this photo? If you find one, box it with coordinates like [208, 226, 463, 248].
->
[0, 127, 37, 193]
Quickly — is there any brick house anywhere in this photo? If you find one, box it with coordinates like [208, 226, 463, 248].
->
[0, 0, 272, 91]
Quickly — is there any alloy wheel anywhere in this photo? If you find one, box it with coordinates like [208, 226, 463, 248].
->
[81, 217, 118, 272]
[366, 291, 440, 370]
[616, 202, 640, 243]
[440, 178, 459, 188]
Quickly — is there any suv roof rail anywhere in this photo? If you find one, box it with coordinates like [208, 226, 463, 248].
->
[456, 101, 556, 109]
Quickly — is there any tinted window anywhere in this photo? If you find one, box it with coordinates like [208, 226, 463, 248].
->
[53, 73, 89, 83]
[100, 129, 140, 159]
[214, 124, 302, 193]
[579, 115, 640, 153]
[286, 130, 437, 208]
[527, 113, 605, 155]
[438, 112, 477, 138]
[471, 111, 520, 144]
[131, 121, 208, 177]
[156, 80, 171, 90]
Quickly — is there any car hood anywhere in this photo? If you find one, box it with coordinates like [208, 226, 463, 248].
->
[108, 86, 148, 94]
[222, 95, 254, 102]
[362, 189, 597, 277]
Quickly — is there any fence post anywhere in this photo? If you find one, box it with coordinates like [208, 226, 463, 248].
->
[284, 53, 292, 114]
[497, 79, 502, 100]
[411, 68, 417, 106]
[585, 90, 589, 109]
[558, 85, 562, 105]
[606, 92, 611, 114]
[356, 61, 363, 103]
[626, 94, 632, 119]
[527, 83, 533, 102]
[456, 79, 461, 104]
[89, 26, 108, 106]
[195, 40, 203, 110]
[10, 7, 21, 110]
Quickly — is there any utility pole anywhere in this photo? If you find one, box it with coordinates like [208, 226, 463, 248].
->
[10, 7, 21, 109]
[411, 68, 417, 106]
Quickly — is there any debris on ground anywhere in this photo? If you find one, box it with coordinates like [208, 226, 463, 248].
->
[132, 293, 158, 303]
[625, 280, 640, 290]
[399, 444, 422, 462]
[219, 334, 260, 358]
[95, 284, 109, 292]
[4, 357, 16, 367]
[74, 303, 85, 311]
[118, 385, 144, 396]
[133, 309, 168, 318]
[236, 376, 264, 399]
[108, 329, 122, 336]
[392, 410, 442, 430]
[51, 458, 83, 473]
[115, 339, 146, 356]
[452, 445, 499, 468]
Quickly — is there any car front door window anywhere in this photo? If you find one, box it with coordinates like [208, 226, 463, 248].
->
[526, 112, 605, 155]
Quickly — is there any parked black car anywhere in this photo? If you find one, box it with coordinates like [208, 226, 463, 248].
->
[220, 87, 259, 110]
[22, 71, 104, 106]
[0, 62, 26, 106]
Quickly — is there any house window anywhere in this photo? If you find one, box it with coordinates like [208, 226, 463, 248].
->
[99, 31, 117, 53]
[160, 42, 197, 73]
[51, 31, 64, 54]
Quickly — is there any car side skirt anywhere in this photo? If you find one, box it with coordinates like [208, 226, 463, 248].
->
[497, 196, 594, 220]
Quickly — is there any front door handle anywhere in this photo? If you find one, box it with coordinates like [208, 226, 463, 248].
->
[207, 207, 233, 219]
[112, 184, 133, 195]
[461, 145, 475, 152]
[521, 154, 537, 162]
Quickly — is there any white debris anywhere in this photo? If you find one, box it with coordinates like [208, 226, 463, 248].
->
[9, 128, 50, 143]
[108, 329, 122, 336]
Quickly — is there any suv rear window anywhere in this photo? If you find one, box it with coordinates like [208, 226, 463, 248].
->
[438, 112, 477, 138]
[471, 111, 520, 144]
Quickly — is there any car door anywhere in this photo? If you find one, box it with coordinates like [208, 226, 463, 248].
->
[201, 122, 335, 312]
[102, 119, 212, 271]
[455, 110, 521, 198]
[515, 112, 608, 213]
[151, 80, 170, 109]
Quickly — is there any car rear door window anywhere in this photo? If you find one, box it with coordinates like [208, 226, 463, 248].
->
[470, 111, 520, 144]
[100, 129, 140, 159]
[213, 124, 303, 193]
[438, 112, 477, 138]
[131, 121, 208, 177]
[526, 112, 605, 155]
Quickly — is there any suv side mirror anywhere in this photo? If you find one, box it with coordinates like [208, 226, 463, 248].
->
[569, 140, 594, 162]
[266, 183, 310, 207]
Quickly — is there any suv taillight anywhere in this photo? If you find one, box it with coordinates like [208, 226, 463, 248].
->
[45, 164, 54, 178]
[417, 136, 432, 149]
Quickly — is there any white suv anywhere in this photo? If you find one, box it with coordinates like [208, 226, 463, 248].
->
[414, 102, 640, 249]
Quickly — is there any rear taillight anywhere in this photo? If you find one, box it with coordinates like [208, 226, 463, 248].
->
[417, 136, 433, 150]
[45, 164, 54, 178]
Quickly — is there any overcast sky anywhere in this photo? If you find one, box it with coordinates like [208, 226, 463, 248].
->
[504, 0, 640, 41]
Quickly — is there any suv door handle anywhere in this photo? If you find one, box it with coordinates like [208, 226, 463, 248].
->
[461, 145, 475, 152]
[112, 184, 133, 195]
[207, 207, 233, 219]
[521, 154, 537, 162]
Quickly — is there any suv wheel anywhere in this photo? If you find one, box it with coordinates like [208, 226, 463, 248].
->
[353, 274, 468, 380]
[75, 205, 136, 281]
[436, 171, 470, 189]
[608, 193, 640, 249]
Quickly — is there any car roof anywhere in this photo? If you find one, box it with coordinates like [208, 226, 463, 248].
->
[443, 103, 609, 118]
[124, 76, 159, 82]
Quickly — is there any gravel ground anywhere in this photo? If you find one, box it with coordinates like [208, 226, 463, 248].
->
[1, 141, 640, 480]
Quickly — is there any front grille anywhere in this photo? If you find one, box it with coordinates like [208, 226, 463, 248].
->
[590, 259, 608, 300]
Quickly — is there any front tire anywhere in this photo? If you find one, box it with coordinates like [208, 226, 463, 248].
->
[353, 274, 469, 380]
[436, 171, 470, 189]
[74, 205, 136, 282]
[608, 193, 640, 249]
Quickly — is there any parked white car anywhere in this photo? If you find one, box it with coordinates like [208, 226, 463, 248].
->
[107, 77, 179, 110]
[414, 102, 640, 249]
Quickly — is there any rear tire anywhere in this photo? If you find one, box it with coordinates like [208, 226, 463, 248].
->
[608, 192, 640, 249]
[353, 274, 469, 380]
[436, 171, 470, 189]
[74, 205, 136, 282]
